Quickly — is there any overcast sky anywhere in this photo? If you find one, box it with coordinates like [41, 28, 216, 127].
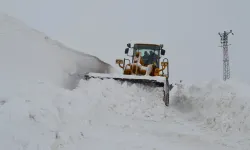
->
[0, 0, 248, 84]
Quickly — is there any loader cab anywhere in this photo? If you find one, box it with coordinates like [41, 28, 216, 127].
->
[125, 43, 165, 68]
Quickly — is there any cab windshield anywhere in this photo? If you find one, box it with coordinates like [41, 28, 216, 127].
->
[134, 49, 160, 67]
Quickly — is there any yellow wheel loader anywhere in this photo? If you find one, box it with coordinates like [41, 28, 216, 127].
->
[84, 43, 173, 106]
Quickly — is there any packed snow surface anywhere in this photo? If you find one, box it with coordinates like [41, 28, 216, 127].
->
[0, 13, 249, 150]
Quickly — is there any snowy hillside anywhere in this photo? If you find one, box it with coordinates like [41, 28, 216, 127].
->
[0, 13, 249, 150]
[0, 13, 116, 92]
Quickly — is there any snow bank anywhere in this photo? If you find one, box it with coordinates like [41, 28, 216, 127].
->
[0, 79, 236, 150]
[171, 79, 250, 136]
[0, 13, 116, 93]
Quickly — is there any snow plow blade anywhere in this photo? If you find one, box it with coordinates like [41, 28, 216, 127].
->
[84, 73, 173, 106]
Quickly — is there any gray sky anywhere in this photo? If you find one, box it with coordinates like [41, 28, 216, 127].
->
[0, 0, 248, 84]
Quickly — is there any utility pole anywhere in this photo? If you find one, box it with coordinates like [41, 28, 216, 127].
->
[218, 30, 234, 81]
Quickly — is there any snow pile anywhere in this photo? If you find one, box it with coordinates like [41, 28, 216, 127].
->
[0, 79, 164, 149]
[171, 79, 250, 136]
[0, 79, 237, 150]
[75, 78, 166, 121]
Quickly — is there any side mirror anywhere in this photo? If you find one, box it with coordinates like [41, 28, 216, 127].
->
[127, 43, 131, 48]
[161, 49, 165, 55]
[125, 48, 129, 54]
[160, 44, 163, 49]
